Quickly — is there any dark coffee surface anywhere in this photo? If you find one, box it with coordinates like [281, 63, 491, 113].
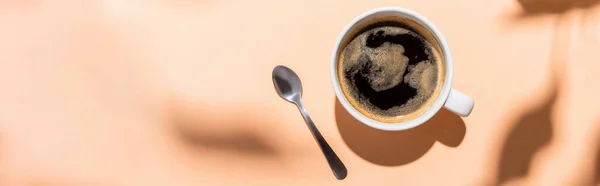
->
[338, 23, 441, 121]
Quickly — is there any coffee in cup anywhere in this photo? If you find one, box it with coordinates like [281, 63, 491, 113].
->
[336, 17, 445, 123]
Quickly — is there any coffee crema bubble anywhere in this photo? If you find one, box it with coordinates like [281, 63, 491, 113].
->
[338, 21, 443, 123]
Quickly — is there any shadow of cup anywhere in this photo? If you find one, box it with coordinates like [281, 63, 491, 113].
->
[334, 99, 466, 166]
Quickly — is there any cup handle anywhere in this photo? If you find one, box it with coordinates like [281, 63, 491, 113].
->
[443, 89, 474, 117]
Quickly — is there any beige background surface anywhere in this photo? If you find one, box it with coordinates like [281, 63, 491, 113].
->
[1, 0, 600, 185]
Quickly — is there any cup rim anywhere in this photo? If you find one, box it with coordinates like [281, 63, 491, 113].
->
[330, 7, 454, 131]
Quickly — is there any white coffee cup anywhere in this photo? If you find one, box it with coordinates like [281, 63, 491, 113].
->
[331, 7, 474, 131]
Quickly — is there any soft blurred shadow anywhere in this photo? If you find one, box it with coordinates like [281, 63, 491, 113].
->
[515, 0, 600, 17]
[573, 119, 600, 186]
[168, 99, 282, 158]
[505, 0, 599, 43]
[495, 14, 570, 185]
[174, 123, 280, 156]
[592, 119, 600, 186]
[496, 91, 555, 185]
[334, 99, 466, 166]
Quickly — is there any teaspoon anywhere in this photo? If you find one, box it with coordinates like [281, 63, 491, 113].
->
[272, 65, 347, 180]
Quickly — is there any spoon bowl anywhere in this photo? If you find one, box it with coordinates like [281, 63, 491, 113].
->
[272, 65, 303, 103]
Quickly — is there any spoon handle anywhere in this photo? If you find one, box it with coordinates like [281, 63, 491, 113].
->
[296, 102, 347, 180]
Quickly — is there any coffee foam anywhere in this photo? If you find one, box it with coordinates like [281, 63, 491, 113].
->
[337, 20, 445, 123]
